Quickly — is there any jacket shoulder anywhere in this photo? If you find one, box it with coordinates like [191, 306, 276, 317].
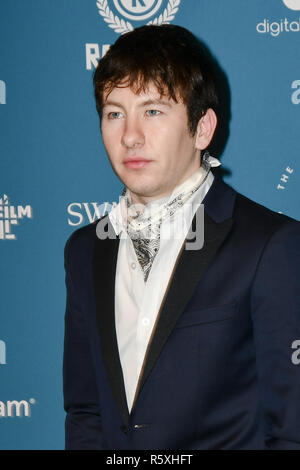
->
[232, 190, 300, 251]
[235, 191, 298, 227]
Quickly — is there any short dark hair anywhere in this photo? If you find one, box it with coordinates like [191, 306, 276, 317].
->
[93, 24, 219, 136]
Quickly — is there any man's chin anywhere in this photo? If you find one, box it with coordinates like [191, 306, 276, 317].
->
[125, 184, 163, 204]
[120, 175, 159, 196]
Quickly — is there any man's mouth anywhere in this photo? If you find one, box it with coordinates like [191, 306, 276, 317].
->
[123, 157, 152, 169]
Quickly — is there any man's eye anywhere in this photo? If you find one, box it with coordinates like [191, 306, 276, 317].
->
[146, 109, 161, 117]
[108, 112, 122, 119]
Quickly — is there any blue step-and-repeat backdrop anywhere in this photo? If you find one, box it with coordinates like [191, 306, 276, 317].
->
[0, 0, 299, 450]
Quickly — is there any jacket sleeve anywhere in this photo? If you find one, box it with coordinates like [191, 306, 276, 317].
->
[63, 234, 107, 450]
[251, 219, 300, 450]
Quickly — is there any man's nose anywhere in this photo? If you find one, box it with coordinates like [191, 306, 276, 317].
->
[121, 116, 145, 149]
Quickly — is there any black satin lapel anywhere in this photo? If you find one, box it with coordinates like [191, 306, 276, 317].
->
[139, 212, 234, 392]
[93, 217, 130, 428]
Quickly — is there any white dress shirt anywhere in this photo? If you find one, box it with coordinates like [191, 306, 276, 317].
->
[108, 167, 215, 412]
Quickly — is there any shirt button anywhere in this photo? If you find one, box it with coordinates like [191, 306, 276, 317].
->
[142, 317, 150, 326]
[131, 262, 136, 270]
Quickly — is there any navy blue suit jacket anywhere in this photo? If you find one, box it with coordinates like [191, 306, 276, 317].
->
[63, 176, 300, 449]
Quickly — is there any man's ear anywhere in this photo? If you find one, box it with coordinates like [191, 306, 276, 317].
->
[194, 108, 217, 150]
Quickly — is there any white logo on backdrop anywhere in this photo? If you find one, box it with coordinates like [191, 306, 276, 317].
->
[67, 200, 116, 226]
[256, 18, 300, 36]
[113, 0, 163, 20]
[0, 398, 36, 418]
[0, 340, 6, 365]
[0, 80, 6, 104]
[0, 195, 33, 240]
[283, 0, 300, 10]
[97, 0, 181, 34]
[277, 166, 294, 191]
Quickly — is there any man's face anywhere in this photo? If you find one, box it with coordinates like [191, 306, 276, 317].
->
[101, 82, 202, 205]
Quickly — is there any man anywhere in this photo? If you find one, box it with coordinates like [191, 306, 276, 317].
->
[63, 24, 300, 450]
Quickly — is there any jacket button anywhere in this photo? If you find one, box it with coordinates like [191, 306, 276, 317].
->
[134, 423, 149, 429]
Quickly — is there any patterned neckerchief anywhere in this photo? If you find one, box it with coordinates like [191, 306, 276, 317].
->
[123, 152, 220, 282]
